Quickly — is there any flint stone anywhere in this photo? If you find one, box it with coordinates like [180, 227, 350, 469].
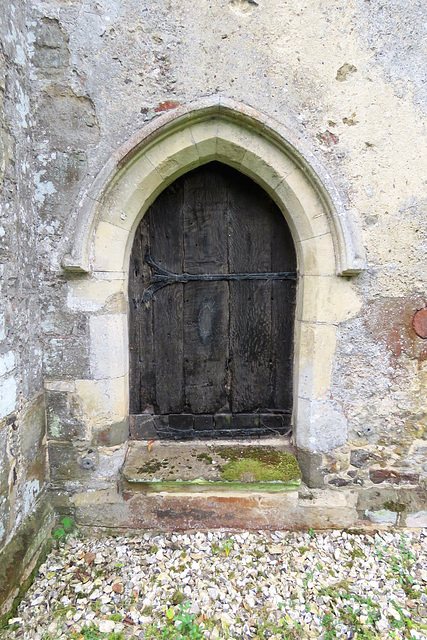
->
[350, 449, 371, 468]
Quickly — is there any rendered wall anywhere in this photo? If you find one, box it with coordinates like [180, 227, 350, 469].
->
[42, 0, 427, 486]
[0, 0, 426, 590]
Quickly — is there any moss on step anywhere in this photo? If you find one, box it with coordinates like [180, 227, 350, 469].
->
[217, 446, 301, 483]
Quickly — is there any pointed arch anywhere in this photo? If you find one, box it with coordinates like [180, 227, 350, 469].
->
[62, 96, 365, 276]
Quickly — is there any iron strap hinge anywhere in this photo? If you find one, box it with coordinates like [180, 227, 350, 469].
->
[141, 251, 297, 302]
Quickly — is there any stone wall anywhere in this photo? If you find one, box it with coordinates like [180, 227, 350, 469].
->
[0, 0, 426, 613]
[35, 0, 426, 492]
[0, 0, 54, 617]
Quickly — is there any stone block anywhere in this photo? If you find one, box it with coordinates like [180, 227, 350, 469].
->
[48, 442, 81, 483]
[36, 85, 99, 149]
[41, 311, 88, 337]
[43, 336, 90, 379]
[297, 449, 325, 488]
[294, 321, 337, 400]
[350, 449, 372, 468]
[190, 120, 219, 160]
[297, 232, 336, 276]
[89, 314, 127, 379]
[297, 275, 362, 323]
[369, 469, 420, 485]
[0, 500, 54, 621]
[365, 509, 398, 524]
[356, 487, 427, 515]
[284, 169, 330, 239]
[67, 278, 124, 313]
[33, 18, 69, 71]
[144, 128, 200, 180]
[74, 489, 358, 531]
[93, 222, 130, 272]
[46, 390, 86, 441]
[295, 396, 347, 453]
[239, 132, 296, 191]
[92, 419, 129, 446]
[92, 444, 127, 481]
[405, 511, 427, 527]
[19, 395, 46, 461]
[103, 155, 163, 231]
[75, 376, 128, 434]
[328, 477, 351, 487]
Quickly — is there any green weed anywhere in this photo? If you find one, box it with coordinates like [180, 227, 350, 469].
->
[53, 517, 74, 545]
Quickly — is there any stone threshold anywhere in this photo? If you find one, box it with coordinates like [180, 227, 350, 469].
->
[123, 438, 301, 493]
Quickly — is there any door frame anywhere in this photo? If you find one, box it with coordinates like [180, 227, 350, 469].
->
[59, 96, 365, 484]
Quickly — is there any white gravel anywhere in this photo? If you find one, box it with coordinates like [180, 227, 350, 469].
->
[2, 528, 427, 640]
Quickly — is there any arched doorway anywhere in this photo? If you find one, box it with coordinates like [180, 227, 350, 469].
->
[129, 162, 297, 439]
[60, 97, 365, 482]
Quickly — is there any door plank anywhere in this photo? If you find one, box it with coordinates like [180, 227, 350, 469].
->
[128, 216, 155, 413]
[150, 183, 185, 414]
[270, 203, 297, 410]
[228, 174, 273, 413]
[182, 166, 230, 413]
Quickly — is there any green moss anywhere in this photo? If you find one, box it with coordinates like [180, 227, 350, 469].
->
[138, 458, 164, 473]
[383, 500, 406, 513]
[196, 452, 213, 465]
[171, 590, 186, 605]
[217, 446, 301, 483]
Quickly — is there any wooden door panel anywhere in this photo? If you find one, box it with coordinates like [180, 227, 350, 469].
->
[128, 162, 296, 438]
[228, 173, 273, 413]
[182, 169, 228, 274]
[129, 217, 155, 414]
[183, 281, 229, 414]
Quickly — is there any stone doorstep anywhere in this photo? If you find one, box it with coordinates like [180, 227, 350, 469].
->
[122, 438, 301, 492]
[74, 487, 359, 531]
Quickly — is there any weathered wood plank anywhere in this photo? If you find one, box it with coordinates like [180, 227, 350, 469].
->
[151, 183, 185, 414]
[270, 203, 297, 410]
[128, 215, 155, 413]
[182, 167, 230, 414]
[229, 173, 273, 413]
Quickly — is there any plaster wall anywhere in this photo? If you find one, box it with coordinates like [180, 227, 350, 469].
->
[0, 0, 426, 588]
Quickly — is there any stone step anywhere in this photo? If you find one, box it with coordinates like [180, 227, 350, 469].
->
[101, 439, 358, 530]
[122, 439, 301, 493]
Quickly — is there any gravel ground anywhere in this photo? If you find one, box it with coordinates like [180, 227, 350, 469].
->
[2, 528, 427, 640]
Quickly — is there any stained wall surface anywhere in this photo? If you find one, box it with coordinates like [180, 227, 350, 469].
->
[0, 0, 427, 606]
[0, 0, 53, 614]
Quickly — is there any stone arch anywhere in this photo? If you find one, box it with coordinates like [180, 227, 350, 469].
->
[62, 97, 365, 480]
[63, 97, 365, 276]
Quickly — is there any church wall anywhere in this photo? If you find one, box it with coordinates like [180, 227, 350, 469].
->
[0, 0, 54, 617]
[0, 0, 426, 603]
[36, 0, 427, 510]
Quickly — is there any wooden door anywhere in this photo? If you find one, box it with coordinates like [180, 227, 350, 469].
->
[129, 162, 296, 439]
